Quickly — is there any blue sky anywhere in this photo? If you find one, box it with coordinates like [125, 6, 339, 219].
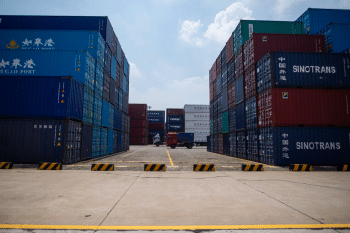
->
[1, 0, 349, 111]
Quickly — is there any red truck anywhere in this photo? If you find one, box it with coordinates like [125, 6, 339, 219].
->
[166, 132, 194, 149]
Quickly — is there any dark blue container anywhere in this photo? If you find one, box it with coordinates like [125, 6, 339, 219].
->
[235, 75, 244, 104]
[227, 58, 235, 85]
[259, 127, 350, 166]
[235, 103, 245, 131]
[123, 74, 128, 93]
[221, 87, 228, 112]
[117, 130, 122, 152]
[318, 23, 350, 53]
[124, 55, 129, 76]
[0, 29, 105, 63]
[117, 41, 122, 65]
[113, 107, 122, 131]
[296, 8, 350, 35]
[0, 15, 117, 54]
[167, 115, 184, 123]
[177, 132, 194, 142]
[167, 123, 184, 131]
[217, 73, 222, 94]
[107, 129, 114, 154]
[236, 131, 246, 158]
[93, 95, 102, 126]
[148, 110, 165, 118]
[223, 133, 230, 155]
[207, 136, 211, 152]
[221, 68, 228, 88]
[104, 45, 112, 76]
[221, 46, 227, 65]
[118, 88, 123, 110]
[148, 117, 165, 123]
[92, 126, 101, 158]
[257, 52, 350, 93]
[109, 78, 118, 107]
[229, 131, 236, 157]
[218, 112, 222, 133]
[95, 63, 104, 97]
[0, 119, 82, 164]
[122, 93, 129, 114]
[247, 129, 258, 162]
[245, 97, 257, 130]
[111, 56, 117, 81]
[113, 130, 118, 153]
[343, 48, 350, 53]
[0, 49, 97, 89]
[101, 127, 108, 156]
[228, 107, 236, 132]
[101, 99, 110, 128]
[81, 123, 93, 160]
[0, 76, 84, 121]
[217, 93, 222, 113]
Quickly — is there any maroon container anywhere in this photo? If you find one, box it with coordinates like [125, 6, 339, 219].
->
[218, 133, 223, 155]
[234, 47, 244, 78]
[226, 34, 234, 63]
[244, 64, 256, 100]
[130, 128, 148, 137]
[148, 123, 165, 130]
[210, 82, 214, 102]
[243, 33, 325, 70]
[130, 119, 148, 128]
[130, 136, 148, 145]
[212, 60, 217, 83]
[216, 54, 222, 76]
[257, 88, 350, 128]
[129, 104, 148, 120]
[166, 108, 184, 116]
[227, 82, 235, 109]
[213, 81, 217, 98]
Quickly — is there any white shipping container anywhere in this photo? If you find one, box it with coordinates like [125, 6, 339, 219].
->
[184, 104, 209, 113]
[185, 120, 209, 129]
[194, 135, 208, 143]
[185, 112, 210, 121]
[185, 128, 210, 135]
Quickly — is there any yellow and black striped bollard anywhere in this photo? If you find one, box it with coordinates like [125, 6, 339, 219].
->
[91, 164, 114, 171]
[289, 164, 313, 171]
[144, 164, 166, 171]
[337, 165, 349, 172]
[0, 162, 13, 169]
[242, 164, 264, 171]
[193, 164, 215, 171]
[38, 162, 62, 170]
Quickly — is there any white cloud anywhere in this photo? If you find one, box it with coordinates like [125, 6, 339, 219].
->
[179, 20, 204, 46]
[129, 62, 141, 79]
[129, 75, 209, 110]
[204, 2, 254, 45]
[274, 0, 308, 19]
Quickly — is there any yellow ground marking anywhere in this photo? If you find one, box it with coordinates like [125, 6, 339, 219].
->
[166, 149, 174, 167]
[0, 224, 349, 230]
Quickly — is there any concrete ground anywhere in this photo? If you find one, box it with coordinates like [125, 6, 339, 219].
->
[1, 145, 349, 232]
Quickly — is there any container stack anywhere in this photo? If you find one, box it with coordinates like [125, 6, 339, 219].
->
[184, 105, 210, 146]
[166, 108, 184, 133]
[208, 9, 350, 166]
[0, 16, 130, 164]
[147, 110, 166, 144]
[129, 104, 148, 145]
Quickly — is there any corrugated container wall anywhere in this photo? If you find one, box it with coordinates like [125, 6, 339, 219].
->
[318, 23, 350, 53]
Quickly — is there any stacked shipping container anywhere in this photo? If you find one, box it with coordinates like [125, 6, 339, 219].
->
[166, 108, 185, 133]
[0, 16, 130, 164]
[147, 110, 165, 144]
[184, 105, 210, 145]
[129, 104, 148, 145]
[208, 9, 350, 166]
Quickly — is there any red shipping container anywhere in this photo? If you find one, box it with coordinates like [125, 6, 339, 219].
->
[129, 104, 148, 120]
[212, 60, 217, 83]
[216, 54, 221, 76]
[257, 88, 350, 128]
[130, 127, 148, 137]
[213, 80, 217, 98]
[227, 82, 235, 109]
[130, 136, 148, 145]
[166, 108, 184, 116]
[148, 123, 165, 130]
[130, 119, 148, 128]
[226, 34, 234, 63]
[244, 64, 256, 100]
[218, 133, 223, 155]
[210, 82, 214, 102]
[234, 47, 244, 78]
[243, 33, 325, 70]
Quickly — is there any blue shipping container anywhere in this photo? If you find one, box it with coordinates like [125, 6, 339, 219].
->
[0, 76, 84, 121]
[246, 129, 258, 162]
[124, 55, 129, 76]
[81, 123, 93, 160]
[207, 136, 211, 152]
[228, 107, 236, 132]
[101, 127, 108, 156]
[229, 131, 236, 157]
[92, 126, 101, 158]
[148, 117, 165, 123]
[148, 110, 165, 118]
[101, 99, 110, 128]
[177, 132, 194, 142]
[235, 75, 244, 104]
[223, 133, 230, 155]
[235, 102, 245, 131]
[0, 49, 97, 90]
[111, 56, 117, 80]
[107, 129, 114, 154]
[167, 115, 184, 123]
[217, 73, 222, 94]
[260, 127, 350, 166]
[118, 88, 123, 110]
[236, 131, 246, 158]
[245, 97, 257, 130]
[221, 87, 228, 112]
[257, 52, 350, 93]
[0, 29, 105, 63]
[318, 23, 350, 53]
[0, 119, 82, 164]
[113, 107, 122, 131]
[0, 15, 117, 55]
[93, 95, 102, 126]
[296, 8, 350, 35]
[113, 130, 118, 153]
[167, 123, 184, 131]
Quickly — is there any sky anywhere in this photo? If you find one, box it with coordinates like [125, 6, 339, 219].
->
[1, 0, 349, 111]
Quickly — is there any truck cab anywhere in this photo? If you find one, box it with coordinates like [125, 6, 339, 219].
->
[153, 133, 161, 147]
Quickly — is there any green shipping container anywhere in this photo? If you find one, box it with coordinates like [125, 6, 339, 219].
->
[233, 20, 304, 54]
[222, 111, 229, 133]
[210, 120, 214, 135]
